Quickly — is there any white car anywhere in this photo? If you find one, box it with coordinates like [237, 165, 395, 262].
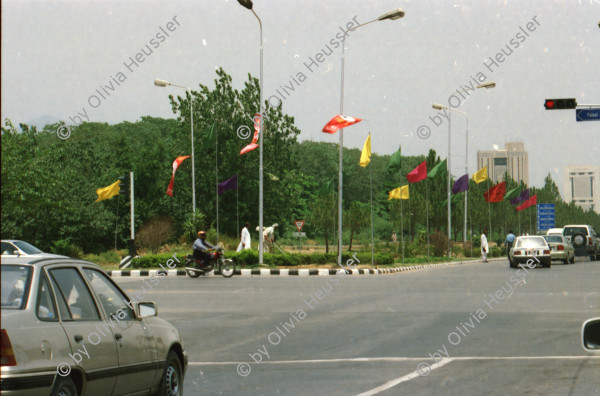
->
[508, 236, 552, 268]
[1, 240, 67, 259]
[545, 228, 564, 237]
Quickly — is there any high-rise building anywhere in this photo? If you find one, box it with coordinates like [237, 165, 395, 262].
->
[564, 165, 600, 213]
[477, 142, 529, 184]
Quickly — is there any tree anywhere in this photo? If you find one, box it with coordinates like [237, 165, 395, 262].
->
[344, 201, 370, 251]
[309, 191, 336, 253]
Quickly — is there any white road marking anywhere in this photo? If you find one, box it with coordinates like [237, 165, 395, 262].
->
[356, 358, 453, 396]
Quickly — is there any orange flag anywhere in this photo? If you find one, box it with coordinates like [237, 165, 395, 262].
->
[166, 155, 190, 196]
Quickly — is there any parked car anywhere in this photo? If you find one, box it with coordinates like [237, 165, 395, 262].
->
[508, 236, 552, 268]
[1, 256, 187, 396]
[1, 240, 67, 258]
[543, 235, 575, 264]
[562, 225, 600, 260]
[545, 228, 564, 237]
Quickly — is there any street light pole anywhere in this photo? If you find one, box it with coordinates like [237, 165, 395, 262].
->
[154, 79, 195, 213]
[237, 0, 265, 265]
[337, 8, 405, 266]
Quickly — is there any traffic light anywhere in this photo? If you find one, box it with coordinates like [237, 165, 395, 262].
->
[118, 175, 129, 195]
[544, 98, 577, 110]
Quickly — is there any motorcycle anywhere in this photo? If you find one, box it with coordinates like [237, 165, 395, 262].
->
[185, 247, 235, 278]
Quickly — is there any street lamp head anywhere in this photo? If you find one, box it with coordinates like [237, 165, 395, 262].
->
[432, 103, 446, 110]
[476, 82, 496, 89]
[237, 0, 253, 10]
[378, 8, 405, 21]
[154, 79, 169, 87]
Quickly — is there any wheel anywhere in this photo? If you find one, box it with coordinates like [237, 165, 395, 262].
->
[563, 257, 569, 264]
[509, 258, 515, 268]
[220, 259, 235, 278]
[51, 376, 78, 396]
[569, 254, 575, 264]
[545, 260, 552, 268]
[160, 350, 183, 396]
[185, 259, 201, 278]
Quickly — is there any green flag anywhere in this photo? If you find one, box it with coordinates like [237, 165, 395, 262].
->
[428, 159, 447, 179]
[205, 122, 216, 142]
[387, 147, 402, 174]
[441, 193, 462, 207]
[505, 186, 521, 200]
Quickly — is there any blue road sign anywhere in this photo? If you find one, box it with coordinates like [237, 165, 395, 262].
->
[537, 204, 555, 231]
[576, 108, 600, 122]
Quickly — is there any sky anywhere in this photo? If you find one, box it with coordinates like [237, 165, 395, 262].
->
[2, 0, 599, 193]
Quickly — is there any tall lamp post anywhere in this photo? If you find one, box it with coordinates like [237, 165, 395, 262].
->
[432, 81, 495, 256]
[338, 8, 405, 265]
[237, 0, 265, 265]
[154, 78, 195, 213]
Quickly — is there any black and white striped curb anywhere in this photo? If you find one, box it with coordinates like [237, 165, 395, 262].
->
[108, 257, 505, 277]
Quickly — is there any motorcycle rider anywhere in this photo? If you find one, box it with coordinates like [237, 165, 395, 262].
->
[193, 230, 215, 262]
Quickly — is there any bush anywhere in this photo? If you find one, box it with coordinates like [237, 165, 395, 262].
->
[182, 210, 207, 243]
[136, 216, 175, 254]
[429, 231, 449, 257]
[50, 239, 83, 258]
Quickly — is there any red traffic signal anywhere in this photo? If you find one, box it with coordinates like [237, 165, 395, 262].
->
[544, 98, 577, 110]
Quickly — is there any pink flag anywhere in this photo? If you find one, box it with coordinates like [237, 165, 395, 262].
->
[166, 155, 190, 196]
[240, 113, 262, 155]
[322, 115, 362, 134]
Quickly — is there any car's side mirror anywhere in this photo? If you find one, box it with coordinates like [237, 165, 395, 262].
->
[137, 302, 158, 319]
[582, 318, 600, 352]
[13, 250, 20, 257]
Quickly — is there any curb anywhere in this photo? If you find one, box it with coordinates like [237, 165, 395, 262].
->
[108, 257, 505, 277]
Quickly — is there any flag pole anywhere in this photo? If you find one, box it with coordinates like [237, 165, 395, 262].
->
[401, 195, 405, 265]
[369, 137, 374, 269]
[426, 177, 430, 264]
[237, 177, 240, 236]
[216, 126, 219, 245]
[487, 179, 492, 257]
[114, 196, 120, 251]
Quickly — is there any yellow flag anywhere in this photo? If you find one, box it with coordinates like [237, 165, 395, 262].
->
[95, 180, 120, 202]
[388, 185, 409, 200]
[472, 166, 488, 184]
[359, 134, 371, 167]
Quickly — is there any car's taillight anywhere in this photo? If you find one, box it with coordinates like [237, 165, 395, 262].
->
[1, 329, 17, 366]
[588, 237, 593, 246]
[515, 250, 522, 256]
[544, 250, 550, 255]
[557, 245, 564, 251]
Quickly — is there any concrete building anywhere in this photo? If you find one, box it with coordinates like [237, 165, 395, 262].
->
[564, 165, 600, 213]
[477, 142, 529, 185]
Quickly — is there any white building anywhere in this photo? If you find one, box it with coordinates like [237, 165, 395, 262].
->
[564, 165, 600, 213]
[477, 142, 529, 185]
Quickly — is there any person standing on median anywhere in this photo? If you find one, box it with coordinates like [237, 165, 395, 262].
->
[505, 230, 516, 260]
[481, 229, 489, 263]
[237, 222, 251, 252]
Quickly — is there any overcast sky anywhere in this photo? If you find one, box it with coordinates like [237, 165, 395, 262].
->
[2, 0, 599, 193]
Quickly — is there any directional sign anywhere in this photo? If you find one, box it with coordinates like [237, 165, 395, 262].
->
[294, 220, 305, 232]
[537, 204, 555, 231]
[292, 232, 306, 237]
[576, 108, 600, 122]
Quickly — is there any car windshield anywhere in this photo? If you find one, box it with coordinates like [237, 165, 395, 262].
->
[544, 236, 563, 243]
[563, 227, 588, 236]
[516, 237, 546, 248]
[12, 241, 43, 254]
[1, 265, 32, 309]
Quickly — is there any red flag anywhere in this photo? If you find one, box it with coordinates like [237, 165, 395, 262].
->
[407, 160, 427, 183]
[240, 113, 262, 155]
[166, 155, 191, 196]
[322, 115, 362, 134]
[484, 181, 506, 203]
[516, 194, 537, 211]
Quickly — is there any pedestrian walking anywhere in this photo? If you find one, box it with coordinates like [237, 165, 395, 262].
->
[481, 229, 489, 263]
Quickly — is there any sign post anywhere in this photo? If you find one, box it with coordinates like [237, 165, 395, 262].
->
[536, 203, 555, 233]
[294, 221, 305, 251]
[576, 108, 600, 122]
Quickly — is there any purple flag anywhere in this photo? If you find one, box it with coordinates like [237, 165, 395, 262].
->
[452, 174, 469, 194]
[218, 174, 238, 195]
[510, 188, 529, 205]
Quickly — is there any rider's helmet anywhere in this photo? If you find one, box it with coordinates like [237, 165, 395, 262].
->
[198, 231, 206, 238]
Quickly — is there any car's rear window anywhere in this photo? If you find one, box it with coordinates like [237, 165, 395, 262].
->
[1, 265, 32, 309]
[12, 241, 43, 254]
[563, 227, 588, 236]
[516, 238, 546, 248]
[544, 236, 563, 243]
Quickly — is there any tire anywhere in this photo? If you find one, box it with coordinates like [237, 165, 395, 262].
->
[563, 258, 569, 264]
[220, 259, 235, 278]
[569, 254, 575, 264]
[160, 350, 183, 396]
[545, 260, 552, 268]
[185, 259, 201, 278]
[51, 376, 78, 396]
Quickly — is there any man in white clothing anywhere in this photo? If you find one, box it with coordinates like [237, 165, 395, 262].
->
[481, 229, 489, 262]
[237, 222, 251, 252]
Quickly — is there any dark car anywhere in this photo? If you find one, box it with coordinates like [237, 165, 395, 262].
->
[1, 256, 187, 396]
[563, 225, 600, 260]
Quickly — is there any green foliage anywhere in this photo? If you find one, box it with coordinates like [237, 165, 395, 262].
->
[50, 239, 83, 258]
[429, 231, 449, 257]
[182, 210, 207, 243]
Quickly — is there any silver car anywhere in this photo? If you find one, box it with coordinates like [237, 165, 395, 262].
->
[1, 256, 187, 396]
[543, 235, 575, 264]
[508, 236, 552, 268]
[1, 240, 67, 259]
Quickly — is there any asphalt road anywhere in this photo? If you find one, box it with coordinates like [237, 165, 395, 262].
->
[115, 257, 600, 396]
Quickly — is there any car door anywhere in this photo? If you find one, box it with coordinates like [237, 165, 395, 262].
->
[48, 267, 119, 396]
[81, 268, 159, 396]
